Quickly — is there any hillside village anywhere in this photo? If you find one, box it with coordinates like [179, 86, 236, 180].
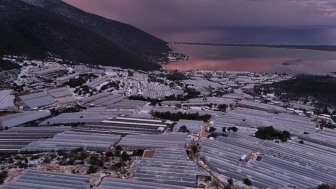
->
[0, 55, 336, 189]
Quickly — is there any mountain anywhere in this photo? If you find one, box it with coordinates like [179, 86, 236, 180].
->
[0, 0, 171, 70]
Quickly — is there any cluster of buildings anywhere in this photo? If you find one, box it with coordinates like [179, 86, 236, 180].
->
[1, 57, 336, 188]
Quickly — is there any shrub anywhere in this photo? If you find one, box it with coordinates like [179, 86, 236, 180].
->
[120, 152, 131, 161]
[0, 171, 8, 184]
[318, 184, 330, 189]
[255, 126, 290, 142]
[106, 152, 113, 157]
[224, 185, 231, 189]
[43, 157, 51, 164]
[87, 165, 98, 174]
[115, 146, 122, 151]
[211, 181, 220, 188]
[30, 155, 40, 160]
[243, 178, 252, 186]
[135, 149, 144, 156]
[153, 111, 211, 122]
[209, 127, 216, 133]
[227, 178, 233, 185]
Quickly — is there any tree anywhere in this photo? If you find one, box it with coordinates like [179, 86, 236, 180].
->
[332, 110, 336, 115]
[243, 178, 252, 186]
[209, 127, 216, 133]
[224, 185, 231, 189]
[318, 184, 330, 189]
[179, 125, 190, 133]
[231, 127, 238, 132]
[87, 165, 98, 174]
[43, 157, 51, 164]
[255, 126, 291, 142]
[120, 152, 130, 161]
[222, 127, 227, 134]
[322, 107, 330, 115]
[8, 158, 14, 164]
[0, 171, 8, 184]
[227, 127, 238, 133]
[150, 100, 158, 106]
[218, 104, 228, 112]
[229, 104, 234, 109]
[135, 149, 144, 156]
[106, 152, 113, 157]
[115, 146, 122, 151]
[211, 181, 220, 188]
[282, 130, 291, 138]
[227, 178, 233, 185]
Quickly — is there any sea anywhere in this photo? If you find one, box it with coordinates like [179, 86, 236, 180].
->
[163, 43, 336, 75]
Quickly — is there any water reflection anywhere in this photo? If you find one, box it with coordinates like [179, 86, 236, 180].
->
[164, 44, 336, 75]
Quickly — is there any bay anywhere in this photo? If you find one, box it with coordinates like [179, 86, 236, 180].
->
[164, 44, 336, 75]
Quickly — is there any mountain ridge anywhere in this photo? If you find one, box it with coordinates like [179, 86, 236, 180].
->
[0, 0, 171, 70]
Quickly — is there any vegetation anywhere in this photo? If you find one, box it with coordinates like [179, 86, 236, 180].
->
[0, 171, 8, 184]
[179, 125, 190, 133]
[255, 126, 291, 142]
[43, 157, 51, 164]
[318, 184, 330, 189]
[120, 152, 131, 162]
[166, 72, 188, 81]
[218, 104, 228, 112]
[227, 178, 233, 185]
[135, 149, 144, 156]
[224, 185, 231, 189]
[0, 59, 21, 71]
[49, 105, 86, 117]
[211, 180, 220, 188]
[228, 127, 238, 133]
[184, 87, 201, 99]
[64, 73, 98, 87]
[221, 127, 238, 134]
[243, 178, 252, 186]
[128, 70, 134, 77]
[153, 111, 211, 122]
[89, 156, 104, 167]
[128, 96, 164, 104]
[165, 94, 185, 101]
[255, 75, 336, 106]
[100, 81, 120, 90]
[12, 83, 25, 93]
[0, 0, 169, 70]
[209, 127, 216, 133]
[106, 151, 113, 157]
[87, 165, 98, 174]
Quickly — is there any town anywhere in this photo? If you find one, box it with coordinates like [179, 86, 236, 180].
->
[0, 55, 336, 189]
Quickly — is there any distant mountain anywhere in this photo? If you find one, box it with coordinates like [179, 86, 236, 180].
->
[175, 42, 336, 52]
[0, 0, 171, 70]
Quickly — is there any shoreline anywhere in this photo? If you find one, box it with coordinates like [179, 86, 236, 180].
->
[173, 42, 336, 52]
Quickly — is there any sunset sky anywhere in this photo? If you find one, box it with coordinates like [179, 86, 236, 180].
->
[62, 0, 336, 44]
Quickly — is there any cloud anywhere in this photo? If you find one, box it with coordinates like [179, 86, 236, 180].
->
[62, 0, 336, 42]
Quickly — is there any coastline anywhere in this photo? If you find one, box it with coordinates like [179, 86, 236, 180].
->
[173, 42, 336, 52]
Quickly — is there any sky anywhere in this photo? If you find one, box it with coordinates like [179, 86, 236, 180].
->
[62, 0, 336, 45]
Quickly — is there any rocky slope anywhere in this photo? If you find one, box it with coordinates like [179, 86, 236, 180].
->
[0, 0, 171, 70]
